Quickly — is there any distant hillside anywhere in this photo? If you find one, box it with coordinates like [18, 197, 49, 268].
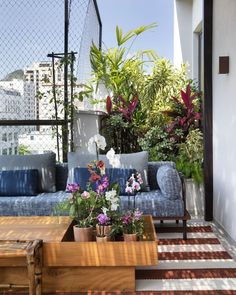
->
[1, 69, 24, 81]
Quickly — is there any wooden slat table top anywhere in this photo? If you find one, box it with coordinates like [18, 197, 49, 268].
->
[0, 216, 72, 242]
[0, 240, 31, 258]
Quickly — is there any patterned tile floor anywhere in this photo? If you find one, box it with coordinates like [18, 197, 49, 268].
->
[192, 219, 236, 261]
[138, 219, 236, 292]
[154, 218, 236, 260]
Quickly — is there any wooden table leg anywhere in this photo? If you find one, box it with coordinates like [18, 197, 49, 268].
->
[26, 240, 43, 295]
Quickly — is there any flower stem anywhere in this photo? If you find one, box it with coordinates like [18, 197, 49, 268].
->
[95, 142, 99, 161]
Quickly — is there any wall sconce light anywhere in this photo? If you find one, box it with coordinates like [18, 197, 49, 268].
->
[219, 56, 229, 74]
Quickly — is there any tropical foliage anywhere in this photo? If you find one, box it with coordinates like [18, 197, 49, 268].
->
[84, 25, 204, 182]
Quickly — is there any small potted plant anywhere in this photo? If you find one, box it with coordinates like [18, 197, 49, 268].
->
[121, 209, 144, 242]
[61, 184, 97, 242]
[96, 212, 111, 242]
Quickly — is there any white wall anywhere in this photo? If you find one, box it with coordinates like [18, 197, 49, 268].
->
[73, 110, 103, 153]
[174, 0, 193, 76]
[174, 0, 203, 80]
[192, 0, 203, 80]
[213, 0, 236, 242]
[192, 0, 203, 31]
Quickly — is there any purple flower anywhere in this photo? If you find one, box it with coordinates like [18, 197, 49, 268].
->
[66, 183, 80, 193]
[121, 214, 132, 225]
[134, 210, 143, 220]
[102, 176, 109, 189]
[125, 186, 133, 194]
[96, 184, 105, 194]
[97, 213, 110, 225]
[96, 176, 109, 194]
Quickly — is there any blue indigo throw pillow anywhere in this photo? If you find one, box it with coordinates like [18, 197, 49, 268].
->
[106, 168, 136, 195]
[156, 165, 181, 200]
[0, 169, 39, 196]
[73, 167, 136, 195]
[0, 153, 56, 192]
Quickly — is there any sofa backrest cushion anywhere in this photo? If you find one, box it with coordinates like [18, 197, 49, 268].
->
[0, 169, 39, 196]
[156, 165, 181, 200]
[0, 153, 56, 192]
[67, 151, 149, 191]
[148, 161, 176, 190]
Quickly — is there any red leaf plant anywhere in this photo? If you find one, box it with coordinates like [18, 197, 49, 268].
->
[163, 83, 201, 136]
[105, 95, 139, 122]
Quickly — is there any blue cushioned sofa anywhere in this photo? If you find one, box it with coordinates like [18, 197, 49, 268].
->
[0, 161, 190, 239]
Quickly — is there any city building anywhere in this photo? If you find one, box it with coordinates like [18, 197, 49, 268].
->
[18, 131, 60, 157]
[24, 61, 64, 122]
[0, 87, 21, 155]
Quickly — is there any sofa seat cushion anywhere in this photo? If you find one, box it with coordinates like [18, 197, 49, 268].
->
[0, 191, 69, 216]
[120, 190, 184, 217]
[156, 165, 182, 200]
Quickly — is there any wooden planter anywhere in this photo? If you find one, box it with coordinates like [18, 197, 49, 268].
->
[0, 215, 158, 292]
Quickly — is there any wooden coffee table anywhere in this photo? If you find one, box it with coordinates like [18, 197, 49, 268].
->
[0, 215, 157, 292]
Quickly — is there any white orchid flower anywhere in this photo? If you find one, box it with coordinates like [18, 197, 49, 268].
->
[105, 189, 117, 201]
[106, 148, 115, 160]
[111, 203, 119, 211]
[88, 134, 106, 155]
[102, 207, 109, 215]
[94, 134, 106, 150]
[106, 148, 120, 168]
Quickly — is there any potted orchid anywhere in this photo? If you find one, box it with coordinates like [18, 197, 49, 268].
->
[96, 212, 111, 242]
[58, 134, 123, 242]
[63, 183, 97, 242]
[121, 209, 144, 241]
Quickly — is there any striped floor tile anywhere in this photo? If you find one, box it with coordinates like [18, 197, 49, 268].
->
[136, 225, 236, 294]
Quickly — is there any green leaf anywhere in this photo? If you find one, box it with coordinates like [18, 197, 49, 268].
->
[69, 204, 76, 217]
[116, 25, 135, 46]
[133, 23, 158, 36]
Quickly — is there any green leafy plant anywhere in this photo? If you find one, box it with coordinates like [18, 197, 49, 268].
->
[18, 144, 31, 155]
[141, 60, 187, 127]
[86, 24, 159, 153]
[139, 125, 177, 161]
[175, 128, 203, 183]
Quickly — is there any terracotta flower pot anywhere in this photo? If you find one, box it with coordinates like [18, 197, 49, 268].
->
[73, 225, 93, 242]
[96, 236, 108, 243]
[123, 233, 137, 242]
[96, 224, 112, 240]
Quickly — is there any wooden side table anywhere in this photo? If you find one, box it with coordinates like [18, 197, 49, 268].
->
[0, 239, 43, 295]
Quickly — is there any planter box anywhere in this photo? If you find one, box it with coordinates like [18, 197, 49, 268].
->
[185, 178, 204, 218]
[0, 216, 157, 292]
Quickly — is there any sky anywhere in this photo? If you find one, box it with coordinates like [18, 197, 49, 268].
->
[0, 0, 173, 80]
[96, 0, 174, 61]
